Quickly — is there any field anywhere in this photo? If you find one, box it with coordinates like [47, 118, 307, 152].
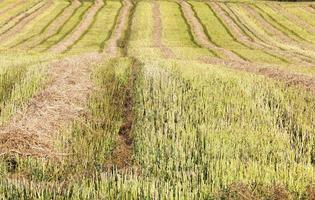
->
[1, 0, 315, 199]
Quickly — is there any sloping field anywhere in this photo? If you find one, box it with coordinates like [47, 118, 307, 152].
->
[1, 0, 315, 199]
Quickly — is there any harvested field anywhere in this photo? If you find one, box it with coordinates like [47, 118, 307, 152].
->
[1, 0, 315, 199]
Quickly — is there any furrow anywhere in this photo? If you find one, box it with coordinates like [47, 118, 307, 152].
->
[219, 3, 315, 65]
[35, 0, 87, 51]
[253, 4, 315, 48]
[99, 2, 122, 52]
[0, 0, 42, 29]
[242, 4, 315, 60]
[270, 3, 315, 35]
[65, 0, 106, 52]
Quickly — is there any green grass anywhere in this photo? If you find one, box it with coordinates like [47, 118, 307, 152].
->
[68, 1, 121, 54]
[2, 0, 70, 48]
[0, 0, 42, 29]
[190, 2, 284, 64]
[254, 3, 315, 44]
[159, 1, 215, 59]
[34, 1, 92, 51]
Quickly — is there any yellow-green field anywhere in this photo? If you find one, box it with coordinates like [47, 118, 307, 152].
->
[1, 0, 315, 199]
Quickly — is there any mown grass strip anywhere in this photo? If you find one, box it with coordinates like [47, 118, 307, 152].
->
[252, 4, 312, 44]
[65, 0, 106, 53]
[42, 2, 93, 52]
[0, 1, 48, 36]
[181, 1, 221, 58]
[219, 3, 288, 64]
[0, 0, 42, 29]
[159, 1, 212, 59]
[10, 1, 71, 48]
[34, 2, 91, 51]
[99, 1, 123, 52]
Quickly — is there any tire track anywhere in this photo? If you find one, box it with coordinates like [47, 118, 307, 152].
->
[0, 1, 53, 43]
[49, 0, 104, 53]
[14, 0, 80, 49]
[110, 59, 140, 170]
[179, 1, 243, 62]
[152, 0, 175, 59]
[0, 53, 104, 157]
[104, 0, 133, 57]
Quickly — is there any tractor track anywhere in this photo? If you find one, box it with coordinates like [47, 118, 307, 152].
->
[110, 59, 140, 170]
[49, 0, 104, 53]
